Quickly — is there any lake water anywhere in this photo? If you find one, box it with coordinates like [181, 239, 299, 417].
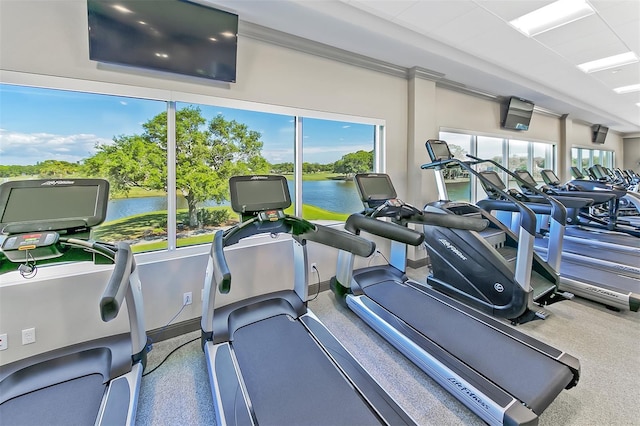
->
[105, 179, 474, 222]
[105, 179, 365, 222]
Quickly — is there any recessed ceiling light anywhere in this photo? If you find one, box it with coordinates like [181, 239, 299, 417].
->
[509, 0, 594, 37]
[578, 52, 639, 73]
[112, 4, 133, 14]
[613, 84, 640, 94]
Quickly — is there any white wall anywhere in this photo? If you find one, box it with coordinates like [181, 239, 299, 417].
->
[623, 138, 640, 172]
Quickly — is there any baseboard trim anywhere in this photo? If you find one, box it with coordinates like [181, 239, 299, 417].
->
[147, 317, 201, 343]
[147, 281, 333, 343]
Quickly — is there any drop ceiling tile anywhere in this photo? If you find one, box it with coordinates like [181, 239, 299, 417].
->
[592, 0, 640, 26]
[431, 6, 513, 45]
[394, 0, 478, 34]
[590, 63, 640, 88]
[547, 35, 628, 64]
[615, 21, 640, 53]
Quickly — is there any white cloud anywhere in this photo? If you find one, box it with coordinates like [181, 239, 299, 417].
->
[0, 129, 110, 165]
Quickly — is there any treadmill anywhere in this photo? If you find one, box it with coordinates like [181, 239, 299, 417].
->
[477, 170, 640, 312]
[513, 170, 640, 271]
[543, 168, 640, 238]
[0, 179, 147, 425]
[200, 175, 415, 426]
[331, 172, 580, 426]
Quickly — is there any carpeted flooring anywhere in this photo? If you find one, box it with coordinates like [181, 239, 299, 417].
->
[136, 267, 640, 425]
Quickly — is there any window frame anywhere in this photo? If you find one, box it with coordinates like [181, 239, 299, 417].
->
[0, 72, 385, 253]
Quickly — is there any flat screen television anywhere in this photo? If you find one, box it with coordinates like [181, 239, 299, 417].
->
[501, 97, 534, 131]
[592, 124, 608, 144]
[87, 0, 238, 83]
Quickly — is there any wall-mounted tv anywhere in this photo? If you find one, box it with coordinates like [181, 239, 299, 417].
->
[501, 96, 534, 131]
[87, 0, 238, 83]
[592, 124, 608, 144]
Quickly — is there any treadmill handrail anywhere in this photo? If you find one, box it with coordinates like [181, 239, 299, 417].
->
[345, 213, 424, 246]
[58, 238, 135, 323]
[213, 214, 376, 294]
[99, 242, 134, 322]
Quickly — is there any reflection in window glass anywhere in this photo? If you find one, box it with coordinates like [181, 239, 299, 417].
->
[507, 140, 528, 189]
[570, 147, 614, 178]
[532, 142, 554, 182]
[476, 136, 505, 200]
[439, 132, 471, 202]
[0, 84, 167, 252]
[173, 103, 294, 247]
[301, 118, 375, 220]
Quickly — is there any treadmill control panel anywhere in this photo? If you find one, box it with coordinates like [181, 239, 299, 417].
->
[2, 231, 59, 251]
[1, 231, 62, 262]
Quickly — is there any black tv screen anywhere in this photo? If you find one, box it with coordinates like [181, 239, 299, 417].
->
[502, 97, 534, 131]
[88, 0, 238, 83]
[354, 173, 397, 202]
[0, 179, 109, 232]
[592, 125, 608, 144]
[229, 175, 291, 214]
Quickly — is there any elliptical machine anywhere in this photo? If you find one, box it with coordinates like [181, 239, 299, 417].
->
[421, 140, 572, 324]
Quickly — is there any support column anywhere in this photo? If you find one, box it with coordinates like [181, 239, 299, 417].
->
[406, 67, 441, 267]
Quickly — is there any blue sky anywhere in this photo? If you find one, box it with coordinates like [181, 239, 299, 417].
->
[0, 84, 374, 166]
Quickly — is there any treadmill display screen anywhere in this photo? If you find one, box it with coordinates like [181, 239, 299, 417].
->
[480, 171, 506, 190]
[541, 170, 560, 185]
[425, 140, 453, 162]
[229, 175, 291, 214]
[514, 171, 537, 186]
[354, 174, 396, 202]
[0, 179, 109, 231]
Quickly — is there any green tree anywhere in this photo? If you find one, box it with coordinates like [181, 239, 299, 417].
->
[86, 106, 269, 227]
[37, 160, 81, 177]
[333, 150, 373, 176]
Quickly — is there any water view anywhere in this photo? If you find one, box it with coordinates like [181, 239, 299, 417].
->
[105, 179, 365, 222]
[105, 178, 473, 222]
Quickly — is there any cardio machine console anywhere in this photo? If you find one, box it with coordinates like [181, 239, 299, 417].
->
[0, 178, 110, 266]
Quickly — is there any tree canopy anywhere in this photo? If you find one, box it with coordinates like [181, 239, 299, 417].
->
[86, 106, 269, 227]
[333, 150, 373, 176]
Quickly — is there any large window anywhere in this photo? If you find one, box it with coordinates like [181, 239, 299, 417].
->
[0, 84, 168, 251]
[572, 147, 614, 178]
[301, 118, 374, 220]
[0, 83, 382, 252]
[438, 132, 472, 202]
[438, 130, 556, 203]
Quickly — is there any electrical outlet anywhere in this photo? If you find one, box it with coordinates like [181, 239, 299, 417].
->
[0, 333, 7, 351]
[311, 262, 317, 270]
[22, 328, 35, 345]
[183, 292, 193, 306]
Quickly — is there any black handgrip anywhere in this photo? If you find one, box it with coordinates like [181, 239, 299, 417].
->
[345, 213, 424, 246]
[100, 242, 133, 322]
[296, 223, 376, 258]
[212, 230, 232, 294]
[410, 211, 488, 231]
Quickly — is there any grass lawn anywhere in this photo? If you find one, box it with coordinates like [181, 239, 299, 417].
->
[94, 203, 346, 252]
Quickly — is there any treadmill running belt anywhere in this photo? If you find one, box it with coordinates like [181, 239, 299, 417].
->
[232, 314, 382, 426]
[0, 374, 106, 425]
[364, 281, 573, 414]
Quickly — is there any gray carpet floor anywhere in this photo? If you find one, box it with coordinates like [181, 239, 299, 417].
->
[136, 267, 640, 425]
